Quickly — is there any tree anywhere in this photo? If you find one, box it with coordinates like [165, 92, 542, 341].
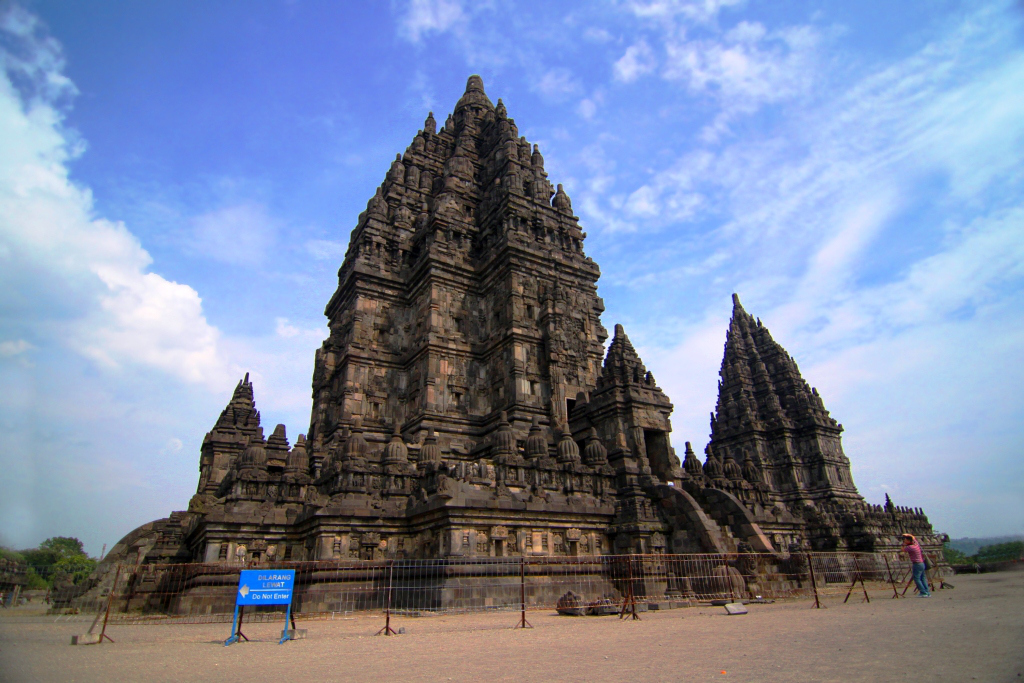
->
[0, 547, 25, 563]
[18, 548, 60, 581]
[52, 554, 97, 585]
[24, 569, 49, 590]
[942, 543, 969, 565]
[17, 537, 93, 587]
[975, 541, 1024, 564]
[39, 537, 87, 560]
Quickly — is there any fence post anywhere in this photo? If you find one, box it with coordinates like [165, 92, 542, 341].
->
[722, 553, 734, 601]
[619, 555, 639, 621]
[96, 563, 121, 643]
[806, 552, 820, 609]
[514, 555, 532, 629]
[901, 559, 915, 596]
[883, 555, 900, 599]
[77, 563, 121, 644]
[375, 560, 396, 636]
[842, 555, 870, 604]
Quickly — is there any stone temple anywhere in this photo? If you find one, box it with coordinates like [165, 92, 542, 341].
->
[106, 76, 940, 569]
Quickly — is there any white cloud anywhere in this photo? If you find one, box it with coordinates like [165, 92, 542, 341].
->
[801, 206, 1024, 350]
[583, 27, 614, 42]
[578, 98, 598, 120]
[577, 89, 606, 121]
[627, 0, 744, 24]
[189, 203, 277, 266]
[304, 238, 347, 262]
[275, 317, 300, 338]
[397, 0, 465, 42]
[663, 21, 820, 134]
[0, 12, 233, 391]
[408, 67, 437, 113]
[79, 268, 228, 385]
[614, 40, 657, 82]
[636, 312, 730, 443]
[159, 437, 183, 455]
[797, 189, 900, 301]
[533, 68, 582, 101]
[0, 4, 77, 103]
[274, 317, 322, 343]
[0, 337, 35, 368]
[625, 185, 660, 217]
[0, 339, 33, 356]
[601, 6, 1024, 252]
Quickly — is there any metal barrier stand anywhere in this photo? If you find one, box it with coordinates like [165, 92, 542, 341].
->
[375, 560, 397, 636]
[224, 605, 248, 646]
[513, 556, 532, 629]
[806, 553, 821, 609]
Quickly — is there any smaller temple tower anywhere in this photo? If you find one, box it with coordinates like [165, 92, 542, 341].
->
[709, 294, 861, 509]
[570, 324, 679, 483]
[194, 373, 261, 496]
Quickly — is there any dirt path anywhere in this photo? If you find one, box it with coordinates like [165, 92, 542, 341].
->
[1, 571, 1021, 683]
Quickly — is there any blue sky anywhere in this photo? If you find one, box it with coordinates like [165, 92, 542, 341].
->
[1, 0, 1022, 555]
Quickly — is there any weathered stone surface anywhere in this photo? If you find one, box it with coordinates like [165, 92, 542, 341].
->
[724, 602, 749, 615]
[95, 76, 941, 576]
[556, 590, 587, 616]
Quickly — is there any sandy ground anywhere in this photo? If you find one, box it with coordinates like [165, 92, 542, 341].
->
[1, 571, 1021, 683]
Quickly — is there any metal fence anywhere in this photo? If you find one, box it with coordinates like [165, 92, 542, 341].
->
[30, 551, 931, 626]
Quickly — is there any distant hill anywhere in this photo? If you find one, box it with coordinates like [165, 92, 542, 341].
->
[947, 535, 1024, 556]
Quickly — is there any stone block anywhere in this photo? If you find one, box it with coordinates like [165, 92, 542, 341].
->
[724, 603, 748, 615]
[71, 633, 101, 645]
[285, 628, 308, 639]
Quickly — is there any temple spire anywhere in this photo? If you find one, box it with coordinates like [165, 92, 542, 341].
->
[454, 74, 493, 114]
[601, 324, 647, 385]
[229, 372, 255, 409]
[710, 294, 859, 507]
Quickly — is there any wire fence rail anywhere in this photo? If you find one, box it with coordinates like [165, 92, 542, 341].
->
[6, 551, 934, 626]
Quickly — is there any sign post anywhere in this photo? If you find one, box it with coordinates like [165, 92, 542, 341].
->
[224, 569, 297, 646]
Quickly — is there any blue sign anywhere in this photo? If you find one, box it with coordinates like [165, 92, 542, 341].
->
[235, 569, 295, 606]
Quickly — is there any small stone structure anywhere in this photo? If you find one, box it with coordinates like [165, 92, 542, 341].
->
[87, 77, 943, 611]
[0, 556, 28, 607]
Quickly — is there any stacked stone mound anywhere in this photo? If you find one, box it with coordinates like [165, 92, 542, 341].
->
[94, 78, 943, 597]
[556, 590, 587, 616]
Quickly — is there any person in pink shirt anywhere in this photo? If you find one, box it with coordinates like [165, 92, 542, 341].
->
[901, 533, 931, 597]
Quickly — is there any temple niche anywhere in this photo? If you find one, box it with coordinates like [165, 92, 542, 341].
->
[110, 76, 942, 569]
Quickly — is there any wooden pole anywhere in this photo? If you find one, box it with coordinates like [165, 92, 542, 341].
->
[375, 560, 397, 636]
[619, 555, 639, 620]
[883, 555, 900, 599]
[806, 553, 820, 609]
[97, 564, 120, 644]
[515, 555, 532, 629]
